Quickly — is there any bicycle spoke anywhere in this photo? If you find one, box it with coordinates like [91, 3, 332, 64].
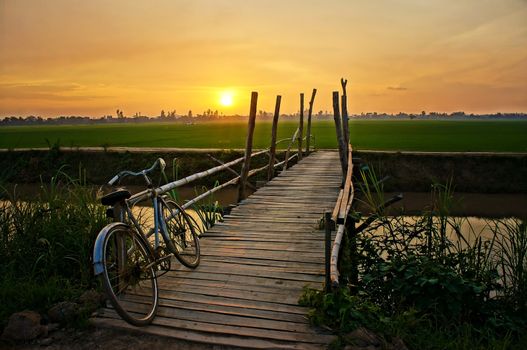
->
[160, 199, 200, 268]
[100, 224, 158, 326]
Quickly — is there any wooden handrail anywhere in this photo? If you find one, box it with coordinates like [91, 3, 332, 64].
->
[274, 153, 297, 169]
[329, 143, 354, 288]
[128, 148, 269, 204]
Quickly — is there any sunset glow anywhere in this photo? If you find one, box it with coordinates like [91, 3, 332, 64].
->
[0, 0, 526, 117]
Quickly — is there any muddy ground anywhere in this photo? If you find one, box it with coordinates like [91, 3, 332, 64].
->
[0, 326, 242, 350]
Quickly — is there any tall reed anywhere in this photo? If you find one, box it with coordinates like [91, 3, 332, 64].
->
[0, 169, 107, 326]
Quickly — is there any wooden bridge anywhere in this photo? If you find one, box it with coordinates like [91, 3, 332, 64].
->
[93, 151, 342, 349]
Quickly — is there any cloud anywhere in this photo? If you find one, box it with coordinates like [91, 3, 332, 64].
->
[387, 86, 408, 91]
[0, 82, 109, 101]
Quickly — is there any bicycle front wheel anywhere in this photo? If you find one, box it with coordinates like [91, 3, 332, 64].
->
[161, 199, 200, 268]
[100, 224, 158, 326]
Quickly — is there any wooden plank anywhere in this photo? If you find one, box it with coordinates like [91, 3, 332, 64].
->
[170, 262, 324, 281]
[117, 301, 315, 334]
[199, 248, 323, 263]
[200, 241, 325, 253]
[201, 255, 327, 270]
[142, 287, 309, 315]
[152, 296, 308, 323]
[159, 270, 319, 291]
[169, 263, 324, 283]
[202, 233, 326, 242]
[162, 274, 311, 296]
[94, 315, 328, 349]
[147, 296, 308, 323]
[171, 260, 324, 276]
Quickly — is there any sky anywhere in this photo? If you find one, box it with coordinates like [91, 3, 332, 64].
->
[1, 0, 526, 117]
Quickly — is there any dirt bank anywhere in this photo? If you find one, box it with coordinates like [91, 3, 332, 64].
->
[355, 150, 527, 193]
[0, 148, 525, 193]
[0, 148, 276, 188]
[0, 325, 240, 350]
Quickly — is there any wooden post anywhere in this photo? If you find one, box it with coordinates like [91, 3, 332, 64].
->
[341, 79, 350, 156]
[346, 216, 358, 287]
[298, 93, 304, 161]
[306, 88, 317, 155]
[238, 91, 258, 202]
[332, 91, 347, 178]
[267, 95, 281, 181]
[324, 211, 332, 293]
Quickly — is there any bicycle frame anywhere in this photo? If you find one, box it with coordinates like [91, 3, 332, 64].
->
[125, 192, 170, 250]
[94, 189, 177, 276]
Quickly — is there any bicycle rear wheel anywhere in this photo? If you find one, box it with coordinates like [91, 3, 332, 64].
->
[160, 199, 200, 268]
[100, 224, 158, 326]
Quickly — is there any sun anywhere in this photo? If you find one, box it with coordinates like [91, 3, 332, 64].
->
[219, 91, 234, 107]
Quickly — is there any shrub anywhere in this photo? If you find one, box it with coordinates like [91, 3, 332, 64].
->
[300, 170, 527, 349]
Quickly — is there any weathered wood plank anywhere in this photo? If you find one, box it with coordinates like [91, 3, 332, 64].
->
[99, 310, 333, 345]
[92, 317, 326, 349]
[152, 288, 309, 315]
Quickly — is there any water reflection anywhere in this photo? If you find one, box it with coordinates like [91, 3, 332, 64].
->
[359, 215, 523, 246]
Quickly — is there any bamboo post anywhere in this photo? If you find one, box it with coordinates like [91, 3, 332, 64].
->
[332, 91, 347, 177]
[330, 224, 345, 288]
[282, 128, 298, 172]
[238, 91, 258, 201]
[298, 93, 304, 161]
[341, 79, 350, 156]
[306, 88, 317, 155]
[267, 95, 281, 181]
[324, 211, 332, 293]
[346, 216, 358, 286]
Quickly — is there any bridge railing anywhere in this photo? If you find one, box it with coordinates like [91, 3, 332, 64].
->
[129, 91, 317, 211]
[324, 78, 355, 290]
[325, 144, 354, 289]
[324, 78, 403, 290]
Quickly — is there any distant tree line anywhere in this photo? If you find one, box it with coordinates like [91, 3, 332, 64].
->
[1, 110, 526, 126]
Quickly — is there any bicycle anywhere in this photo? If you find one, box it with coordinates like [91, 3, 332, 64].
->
[92, 158, 200, 326]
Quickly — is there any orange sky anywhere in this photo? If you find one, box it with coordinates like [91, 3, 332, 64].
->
[1, 0, 526, 117]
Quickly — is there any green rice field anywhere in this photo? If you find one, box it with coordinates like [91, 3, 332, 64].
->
[1, 120, 526, 152]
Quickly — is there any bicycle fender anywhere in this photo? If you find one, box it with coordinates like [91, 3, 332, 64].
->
[93, 222, 129, 276]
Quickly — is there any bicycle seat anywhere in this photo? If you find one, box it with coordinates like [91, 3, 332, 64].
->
[101, 188, 132, 206]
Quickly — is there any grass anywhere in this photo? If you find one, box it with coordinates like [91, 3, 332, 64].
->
[1, 120, 526, 152]
[0, 171, 108, 327]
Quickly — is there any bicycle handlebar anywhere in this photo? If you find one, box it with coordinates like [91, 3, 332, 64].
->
[108, 158, 166, 186]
